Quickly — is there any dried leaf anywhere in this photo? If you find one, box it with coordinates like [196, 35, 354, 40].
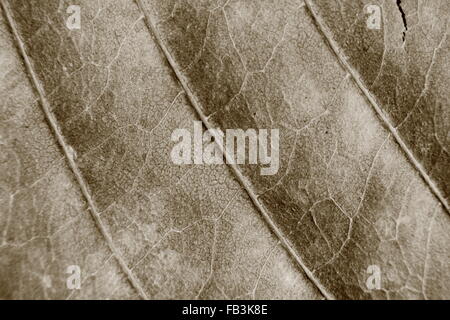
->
[0, 8, 138, 299]
[140, 0, 450, 299]
[307, 0, 450, 209]
[0, 0, 448, 300]
[0, 0, 321, 299]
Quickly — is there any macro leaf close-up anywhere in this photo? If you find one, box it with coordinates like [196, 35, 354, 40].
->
[0, 0, 448, 301]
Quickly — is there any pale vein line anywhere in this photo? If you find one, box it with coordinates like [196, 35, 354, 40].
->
[135, 0, 334, 300]
[0, 0, 148, 299]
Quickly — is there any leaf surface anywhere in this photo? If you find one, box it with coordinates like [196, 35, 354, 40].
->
[0, 0, 449, 300]
[0, 8, 138, 299]
[307, 0, 450, 209]
[140, 0, 450, 299]
[0, 0, 321, 299]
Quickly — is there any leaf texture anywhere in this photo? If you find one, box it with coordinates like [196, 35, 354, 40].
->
[0, 0, 449, 300]
[0, 0, 321, 300]
[307, 0, 450, 211]
[0, 8, 138, 299]
[139, 0, 450, 299]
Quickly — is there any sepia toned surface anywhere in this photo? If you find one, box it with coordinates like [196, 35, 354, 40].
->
[0, 0, 321, 300]
[0, 6, 139, 299]
[0, 0, 449, 300]
[308, 0, 450, 210]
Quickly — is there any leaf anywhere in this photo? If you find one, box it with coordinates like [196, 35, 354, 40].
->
[138, 0, 449, 299]
[0, 0, 321, 299]
[307, 0, 450, 212]
[0, 0, 448, 300]
[0, 7, 138, 299]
